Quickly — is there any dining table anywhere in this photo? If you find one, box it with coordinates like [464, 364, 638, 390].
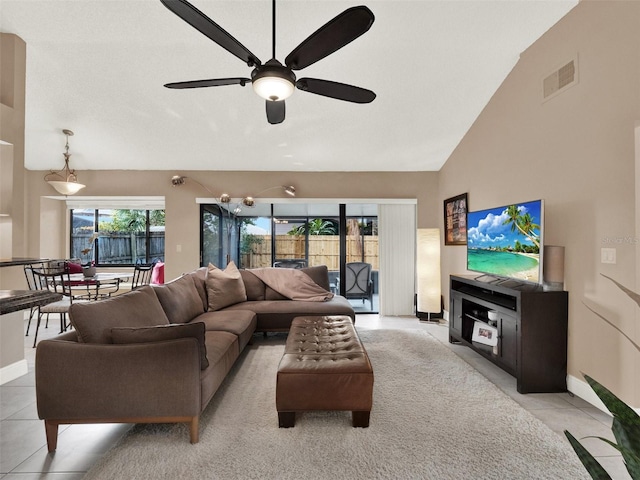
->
[67, 272, 133, 300]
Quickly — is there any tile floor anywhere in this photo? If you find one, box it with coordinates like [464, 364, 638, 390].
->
[0, 314, 630, 479]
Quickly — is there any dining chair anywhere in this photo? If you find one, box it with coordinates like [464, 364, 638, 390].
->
[41, 259, 96, 300]
[28, 268, 85, 348]
[131, 262, 156, 289]
[23, 262, 47, 337]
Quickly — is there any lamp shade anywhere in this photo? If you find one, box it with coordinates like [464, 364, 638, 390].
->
[416, 228, 441, 313]
[543, 245, 565, 291]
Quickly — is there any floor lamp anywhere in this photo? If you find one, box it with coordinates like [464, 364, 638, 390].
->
[416, 228, 441, 321]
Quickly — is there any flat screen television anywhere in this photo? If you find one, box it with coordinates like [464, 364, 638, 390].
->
[466, 199, 543, 285]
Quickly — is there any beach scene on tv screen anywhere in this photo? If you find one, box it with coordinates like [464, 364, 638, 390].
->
[467, 200, 542, 283]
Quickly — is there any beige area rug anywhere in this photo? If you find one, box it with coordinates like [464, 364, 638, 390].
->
[84, 329, 589, 480]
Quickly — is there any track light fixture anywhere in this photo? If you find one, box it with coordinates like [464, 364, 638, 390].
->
[170, 176, 296, 214]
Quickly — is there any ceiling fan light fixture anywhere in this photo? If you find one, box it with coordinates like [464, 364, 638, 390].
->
[253, 75, 295, 101]
[252, 60, 296, 101]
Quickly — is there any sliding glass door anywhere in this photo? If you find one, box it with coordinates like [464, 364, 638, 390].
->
[345, 205, 379, 313]
[200, 202, 378, 313]
[201, 204, 239, 267]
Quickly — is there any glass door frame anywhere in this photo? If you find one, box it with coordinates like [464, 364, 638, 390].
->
[200, 201, 379, 313]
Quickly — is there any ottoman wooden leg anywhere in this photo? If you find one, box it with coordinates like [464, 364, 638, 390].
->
[352, 411, 370, 428]
[278, 411, 295, 428]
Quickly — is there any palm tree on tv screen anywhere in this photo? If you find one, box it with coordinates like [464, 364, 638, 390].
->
[502, 205, 540, 249]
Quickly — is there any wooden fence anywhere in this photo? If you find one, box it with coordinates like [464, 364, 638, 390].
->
[72, 232, 165, 264]
[241, 235, 379, 269]
[72, 232, 374, 269]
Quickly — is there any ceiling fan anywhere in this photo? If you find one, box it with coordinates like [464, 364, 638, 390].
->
[160, 0, 376, 124]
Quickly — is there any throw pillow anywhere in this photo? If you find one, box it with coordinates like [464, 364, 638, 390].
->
[65, 261, 83, 274]
[301, 265, 331, 291]
[111, 322, 209, 370]
[69, 286, 170, 343]
[265, 285, 288, 301]
[153, 274, 206, 324]
[188, 266, 209, 311]
[151, 262, 165, 285]
[240, 270, 266, 301]
[206, 261, 247, 311]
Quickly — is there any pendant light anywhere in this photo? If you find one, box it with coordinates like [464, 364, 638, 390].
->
[44, 129, 86, 195]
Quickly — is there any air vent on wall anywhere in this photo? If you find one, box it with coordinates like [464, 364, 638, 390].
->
[542, 56, 578, 101]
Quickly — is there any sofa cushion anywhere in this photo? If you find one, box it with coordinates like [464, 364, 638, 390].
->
[221, 296, 355, 331]
[206, 261, 247, 311]
[154, 274, 205, 324]
[69, 286, 169, 343]
[200, 330, 240, 408]
[111, 322, 209, 370]
[240, 270, 265, 301]
[191, 310, 257, 352]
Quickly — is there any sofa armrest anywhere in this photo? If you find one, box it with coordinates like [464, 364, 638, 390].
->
[36, 338, 202, 421]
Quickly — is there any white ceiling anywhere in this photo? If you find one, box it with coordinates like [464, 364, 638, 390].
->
[0, 0, 577, 172]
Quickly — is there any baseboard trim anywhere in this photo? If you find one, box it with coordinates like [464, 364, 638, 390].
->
[0, 359, 28, 385]
[433, 313, 637, 414]
[567, 374, 640, 415]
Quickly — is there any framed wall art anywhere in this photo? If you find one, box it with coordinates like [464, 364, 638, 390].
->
[444, 193, 468, 246]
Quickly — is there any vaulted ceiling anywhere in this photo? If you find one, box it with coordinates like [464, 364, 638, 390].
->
[0, 0, 577, 172]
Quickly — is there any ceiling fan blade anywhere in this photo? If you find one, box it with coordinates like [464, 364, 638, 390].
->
[164, 77, 251, 89]
[266, 100, 285, 124]
[160, 0, 261, 67]
[285, 6, 374, 71]
[296, 78, 376, 104]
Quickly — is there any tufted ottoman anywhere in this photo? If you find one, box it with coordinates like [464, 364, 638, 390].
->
[276, 315, 374, 428]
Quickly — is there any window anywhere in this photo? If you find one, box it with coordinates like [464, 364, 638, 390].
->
[71, 209, 165, 266]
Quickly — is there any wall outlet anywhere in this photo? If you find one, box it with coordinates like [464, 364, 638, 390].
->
[176, 244, 182, 253]
[601, 247, 616, 264]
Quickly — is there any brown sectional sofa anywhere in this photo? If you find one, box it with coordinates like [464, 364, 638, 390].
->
[36, 265, 354, 452]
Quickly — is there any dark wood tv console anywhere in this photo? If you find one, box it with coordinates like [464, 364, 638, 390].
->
[449, 274, 568, 394]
